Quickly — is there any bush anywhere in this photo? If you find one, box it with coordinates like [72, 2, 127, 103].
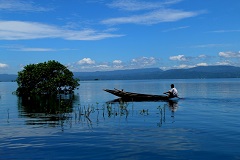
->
[16, 60, 79, 96]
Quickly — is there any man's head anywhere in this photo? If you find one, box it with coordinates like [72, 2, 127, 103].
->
[171, 84, 174, 88]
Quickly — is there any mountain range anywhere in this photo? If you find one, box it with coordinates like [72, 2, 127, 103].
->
[1, 65, 240, 82]
[74, 65, 240, 80]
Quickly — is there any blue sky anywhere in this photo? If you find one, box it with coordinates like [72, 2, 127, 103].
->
[0, 0, 240, 74]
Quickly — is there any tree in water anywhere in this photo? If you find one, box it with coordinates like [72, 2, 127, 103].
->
[16, 60, 79, 96]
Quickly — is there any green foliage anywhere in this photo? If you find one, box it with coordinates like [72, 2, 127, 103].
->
[16, 60, 79, 96]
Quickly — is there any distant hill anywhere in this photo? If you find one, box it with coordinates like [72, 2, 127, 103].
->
[1, 66, 240, 82]
[73, 65, 240, 80]
[162, 66, 240, 79]
[0, 74, 17, 82]
[73, 68, 163, 80]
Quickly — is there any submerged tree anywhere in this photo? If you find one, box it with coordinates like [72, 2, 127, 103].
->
[16, 60, 79, 96]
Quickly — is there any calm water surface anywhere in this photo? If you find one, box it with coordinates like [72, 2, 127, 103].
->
[0, 79, 240, 160]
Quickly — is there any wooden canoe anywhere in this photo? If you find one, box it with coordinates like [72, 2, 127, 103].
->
[104, 88, 178, 102]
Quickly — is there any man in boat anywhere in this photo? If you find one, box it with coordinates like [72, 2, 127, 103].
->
[163, 84, 179, 98]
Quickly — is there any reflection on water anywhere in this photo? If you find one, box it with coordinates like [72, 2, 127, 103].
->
[167, 100, 178, 112]
[17, 95, 75, 127]
[1, 80, 240, 159]
[157, 100, 178, 127]
[16, 95, 179, 129]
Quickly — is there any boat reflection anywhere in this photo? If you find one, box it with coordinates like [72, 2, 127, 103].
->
[106, 97, 179, 103]
[107, 98, 179, 127]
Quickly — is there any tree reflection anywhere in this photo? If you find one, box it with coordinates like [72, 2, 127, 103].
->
[17, 95, 75, 126]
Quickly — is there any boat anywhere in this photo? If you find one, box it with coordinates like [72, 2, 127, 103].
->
[104, 88, 179, 102]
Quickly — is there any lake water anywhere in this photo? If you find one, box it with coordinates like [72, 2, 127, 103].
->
[0, 79, 240, 160]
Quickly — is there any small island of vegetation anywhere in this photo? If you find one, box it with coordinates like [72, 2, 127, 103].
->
[16, 60, 79, 96]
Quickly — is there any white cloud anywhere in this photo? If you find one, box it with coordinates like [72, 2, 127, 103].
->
[113, 60, 122, 64]
[113, 65, 124, 70]
[168, 64, 195, 69]
[0, 21, 124, 40]
[169, 55, 187, 61]
[70, 53, 233, 72]
[73, 56, 160, 72]
[108, 0, 182, 11]
[131, 57, 157, 66]
[172, 63, 207, 69]
[211, 30, 240, 33]
[198, 54, 207, 58]
[219, 51, 240, 58]
[102, 9, 200, 25]
[0, 44, 77, 52]
[77, 58, 96, 65]
[0, 0, 51, 12]
[162, 26, 189, 32]
[0, 63, 8, 68]
[108, 0, 155, 11]
[112, 60, 123, 70]
[192, 44, 226, 48]
[104, 0, 203, 25]
[75, 63, 113, 72]
[0, 21, 59, 40]
[95, 64, 110, 69]
[196, 63, 208, 66]
[18, 47, 55, 52]
[168, 55, 211, 69]
[216, 61, 231, 66]
[178, 64, 191, 69]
